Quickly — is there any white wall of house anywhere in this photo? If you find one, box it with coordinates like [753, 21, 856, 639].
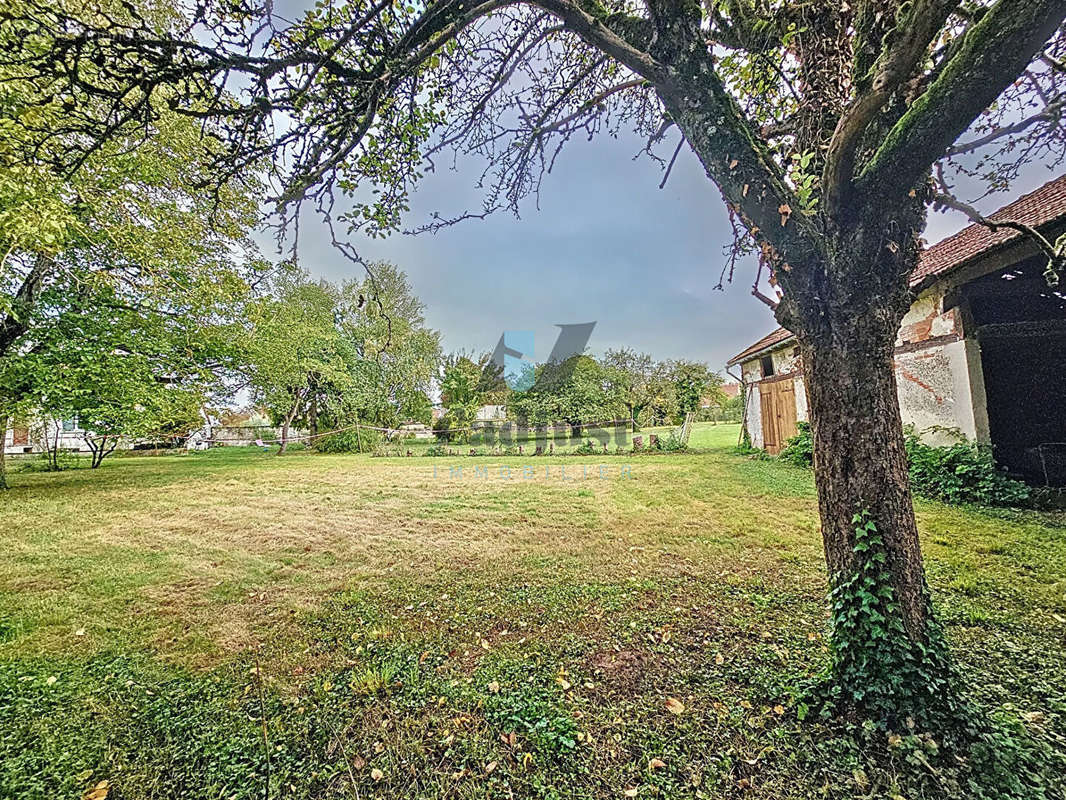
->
[892, 284, 990, 445]
[475, 405, 507, 421]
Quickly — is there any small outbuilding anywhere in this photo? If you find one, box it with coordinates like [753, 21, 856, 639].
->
[728, 175, 1066, 485]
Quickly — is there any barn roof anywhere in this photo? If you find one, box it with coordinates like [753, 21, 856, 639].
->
[726, 327, 795, 367]
[726, 173, 1066, 368]
[911, 172, 1066, 288]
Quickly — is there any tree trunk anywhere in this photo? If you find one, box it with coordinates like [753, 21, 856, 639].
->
[89, 435, 109, 469]
[789, 232, 957, 721]
[279, 408, 295, 454]
[0, 414, 8, 490]
[49, 419, 60, 471]
[799, 323, 930, 639]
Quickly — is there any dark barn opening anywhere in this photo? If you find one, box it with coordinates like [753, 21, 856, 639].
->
[960, 257, 1066, 484]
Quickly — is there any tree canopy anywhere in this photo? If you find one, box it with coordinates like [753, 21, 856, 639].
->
[246, 265, 440, 451]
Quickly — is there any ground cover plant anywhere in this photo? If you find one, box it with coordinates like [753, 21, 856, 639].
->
[779, 424, 1033, 508]
[2, 423, 1064, 799]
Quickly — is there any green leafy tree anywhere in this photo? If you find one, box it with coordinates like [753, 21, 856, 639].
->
[0, 2, 264, 482]
[4, 283, 228, 469]
[602, 348, 662, 431]
[435, 355, 483, 442]
[333, 263, 441, 430]
[669, 360, 724, 423]
[246, 276, 358, 453]
[248, 264, 439, 451]
[511, 355, 625, 436]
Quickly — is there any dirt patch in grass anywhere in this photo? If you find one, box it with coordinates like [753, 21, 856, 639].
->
[587, 648, 659, 693]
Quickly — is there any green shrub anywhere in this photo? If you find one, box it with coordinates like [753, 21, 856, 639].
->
[314, 427, 379, 454]
[571, 440, 601, 455]
[779, 421, 813, 466]
[432, 414, 470, 443]
[775, 423, 1030, 507]
[656, 428, 687, 452]
[904, 430, 1030, 507]
[17, 449, 84, 472]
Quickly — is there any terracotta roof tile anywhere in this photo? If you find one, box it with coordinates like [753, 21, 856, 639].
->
[726, 327, 793, 366]
[911, 172, 1066, 286]
[727, 174, 1066, 366]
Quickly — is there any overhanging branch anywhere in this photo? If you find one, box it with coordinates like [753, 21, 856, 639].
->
[858, 0, 1066, 202]
[822, 0, 959, 211]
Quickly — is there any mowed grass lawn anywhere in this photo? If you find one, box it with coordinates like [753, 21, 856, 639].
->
[2, 423, 1065, 799]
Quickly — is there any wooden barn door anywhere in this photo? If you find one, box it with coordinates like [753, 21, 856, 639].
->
[759, 379, 798, 454]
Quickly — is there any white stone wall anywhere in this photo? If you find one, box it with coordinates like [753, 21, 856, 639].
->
[743, 381, 763, 448]
[894, 338, 989, 445]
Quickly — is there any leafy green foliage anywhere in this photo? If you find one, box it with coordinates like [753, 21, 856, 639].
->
[434, 355, 483, 442]
[601, 348, 672, 429]
[246, 265, 439, 450]
[814, 511, 1063, 799]
[510, 355, 626, 430]
[822, 512, 958, 727]
[905, 430, 1031, 507]
[779, 421, 814, 466]
[778, 424, 1031, 507]
[649, 429, 687, 452]
[314, 427, 381, 454]
[669, 360, 722, 420]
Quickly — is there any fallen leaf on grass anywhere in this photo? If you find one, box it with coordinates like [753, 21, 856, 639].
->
[649, 758, 667, 770]
[665, 697, 685, 715]
[83, 781, 109, 800]
[371, 768, 384, 781]
[485, 761, 497, 775]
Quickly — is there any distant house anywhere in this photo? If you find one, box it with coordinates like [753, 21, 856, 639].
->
[3, 417, 99, 456]
[728, 175, 1066, 484]
[475, 404, 507, 421]
[397, 423, 434, 439]
[6, 413, 210, 455]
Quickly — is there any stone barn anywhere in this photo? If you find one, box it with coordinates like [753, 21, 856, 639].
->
[728, 174, 1066, 485]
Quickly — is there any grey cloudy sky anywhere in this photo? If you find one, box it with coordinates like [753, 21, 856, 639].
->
[275, 129, 1053, 375]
